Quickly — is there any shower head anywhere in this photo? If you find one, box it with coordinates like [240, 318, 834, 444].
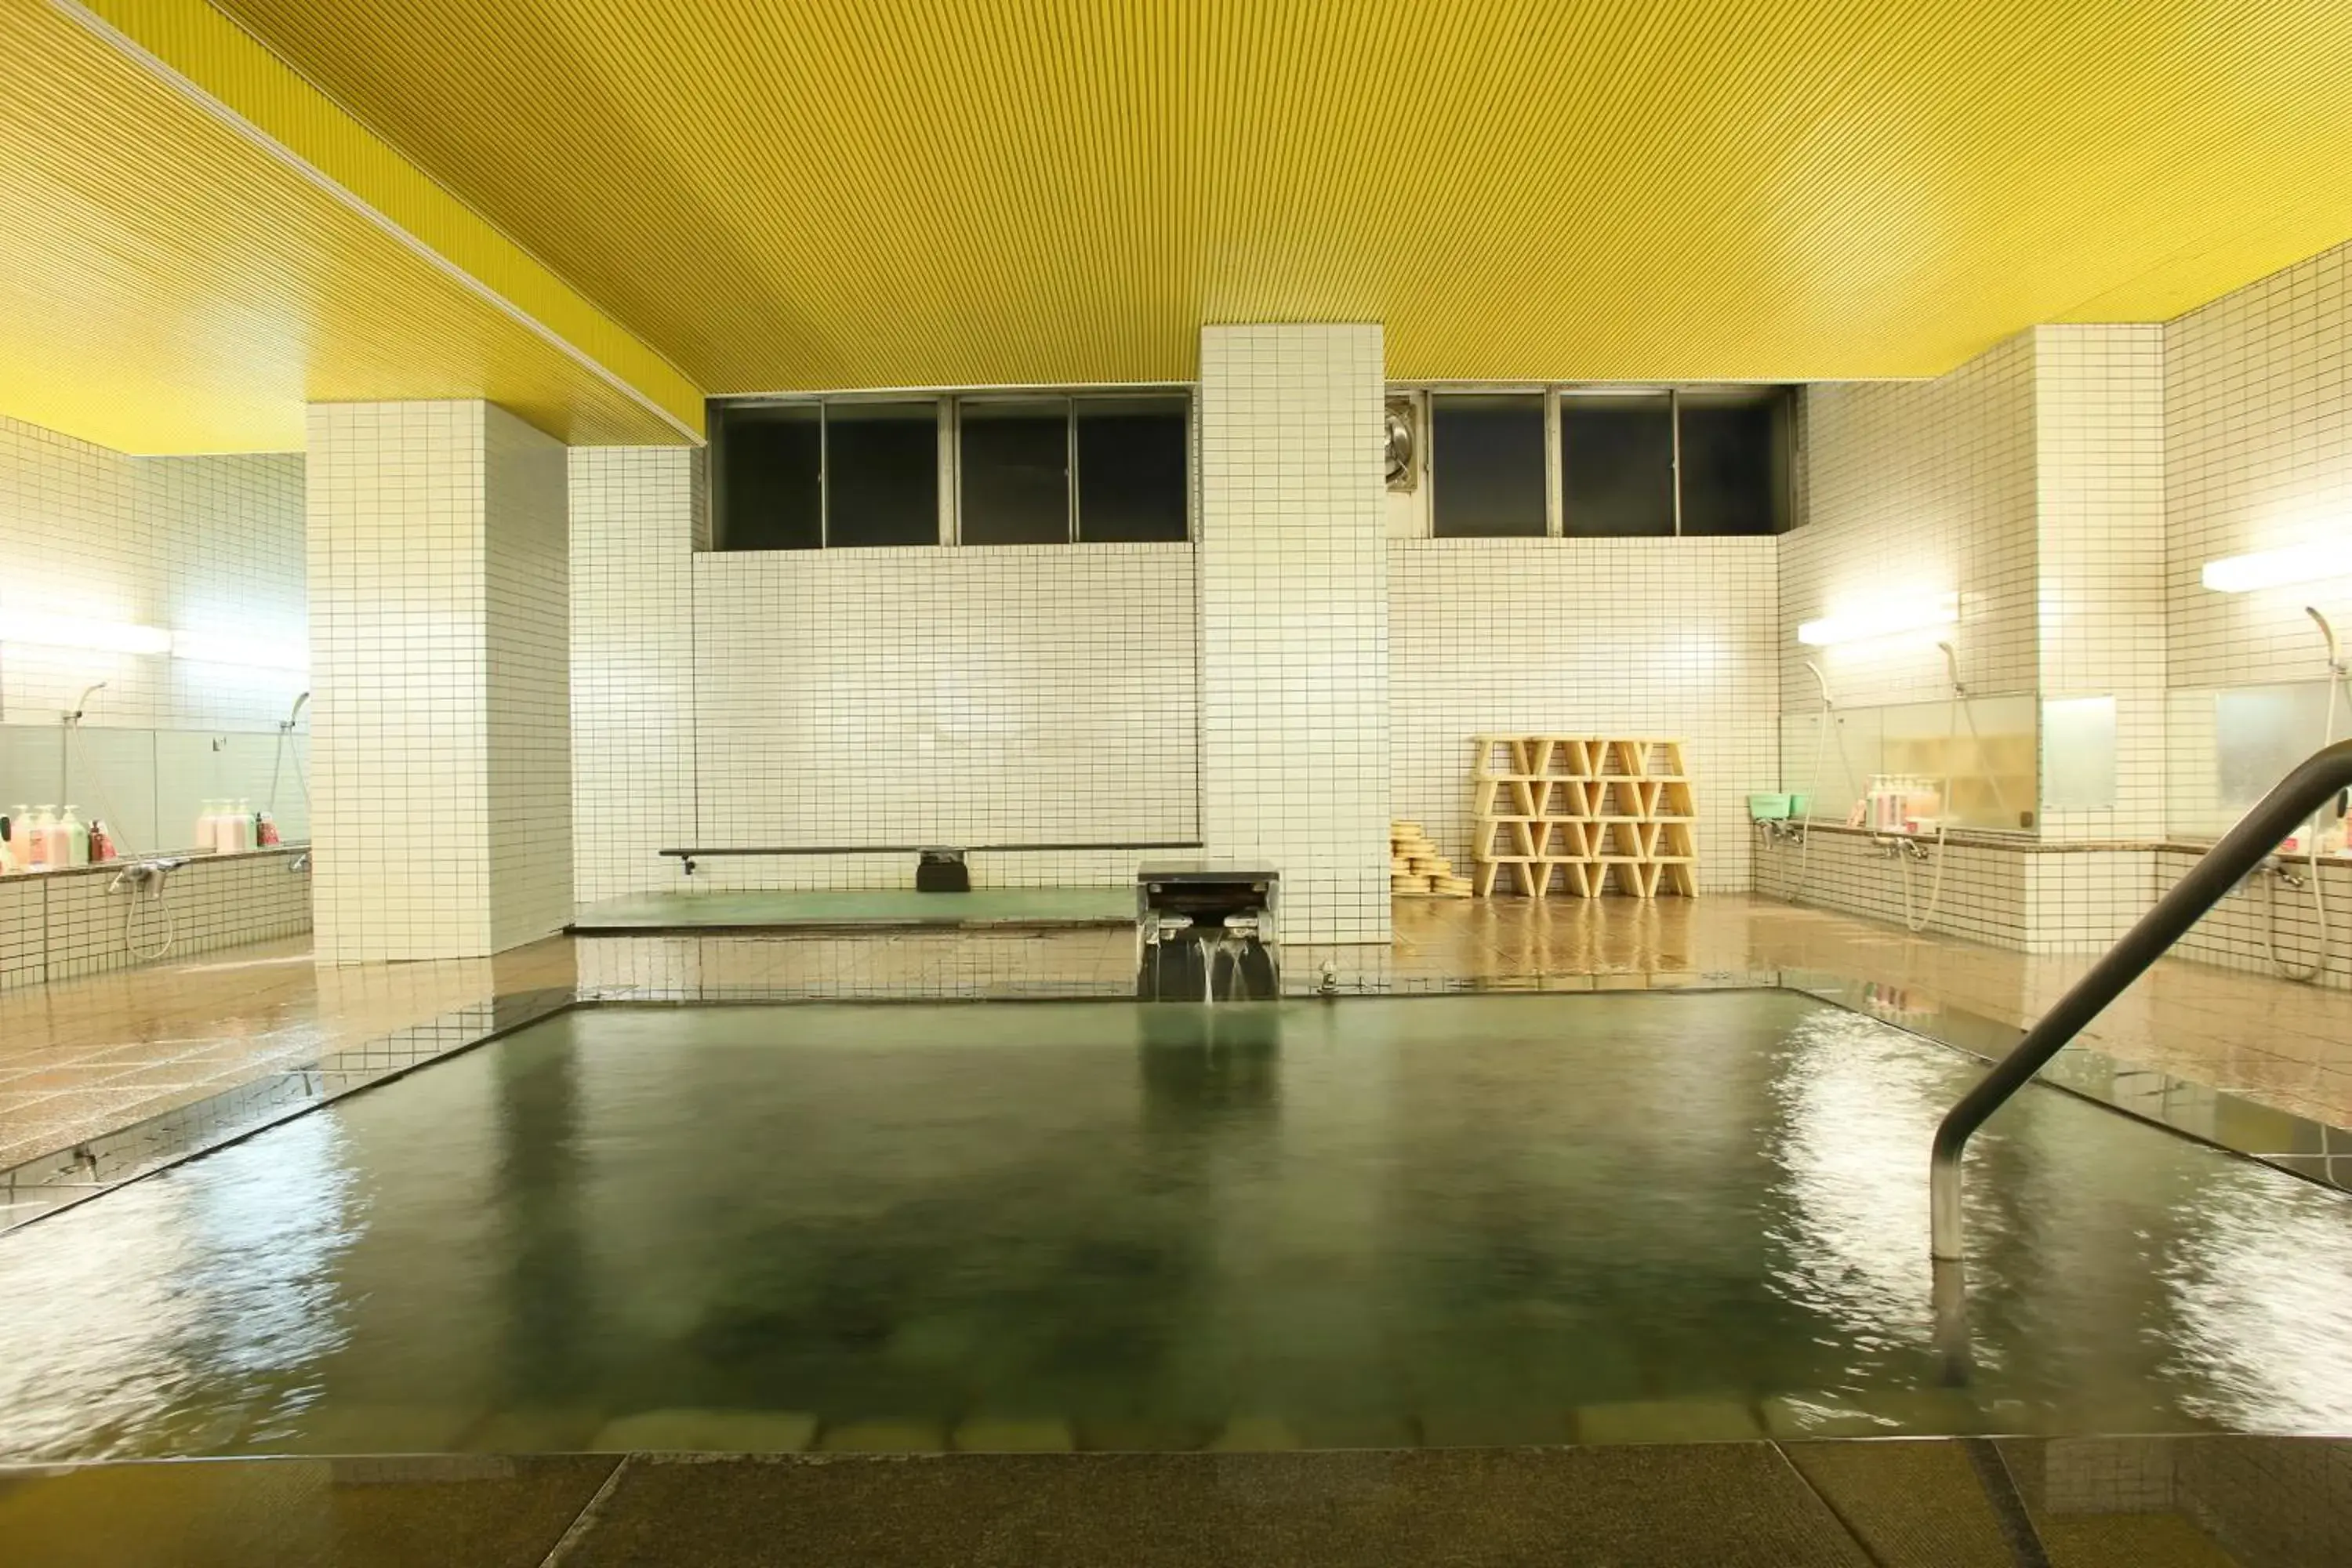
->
[1803, 659, 1833, 710]
[66, 681, 106, 722]
[289, 691, 310, 724]
[2308, 607, 2345, 674]
[1937, 641, 1966, 696]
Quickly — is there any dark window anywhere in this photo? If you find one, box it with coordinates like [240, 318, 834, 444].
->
[826, 402, 938, 547]
[1679, 390, 1791, 535]
[1076, 397, 1188, 542]
[960, 401, 1069, 544]
[710, 401, 820, 550]
[1432, 394, 1546, 536]
[1562, 394, 1675, 536]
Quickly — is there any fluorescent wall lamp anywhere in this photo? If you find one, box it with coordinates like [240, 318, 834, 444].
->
[2201, 543, 2346, 594]
[170, 630, 308, 671]
[0, 610, 173, 655]
[1796, 594, 1958, 647]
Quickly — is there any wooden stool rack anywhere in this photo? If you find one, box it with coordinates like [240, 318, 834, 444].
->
[1469, 735, 1697, 899]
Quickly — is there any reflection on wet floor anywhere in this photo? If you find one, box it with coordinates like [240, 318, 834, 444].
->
[5, 993, 2352, 1465]
[12, 892, 2352, 1189]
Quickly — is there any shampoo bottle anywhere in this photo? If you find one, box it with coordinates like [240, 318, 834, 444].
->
[59, 806, 89, 868]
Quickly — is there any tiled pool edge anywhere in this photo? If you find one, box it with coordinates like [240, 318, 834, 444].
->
[6, 966, 2348, 1232]
[1784, 968, 2352, 1196]
[0, 985, 577, 1232]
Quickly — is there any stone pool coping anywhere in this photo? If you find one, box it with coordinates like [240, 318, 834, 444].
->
[5, 967, 2349, 1234]
[0, 1435, 2343, 1566]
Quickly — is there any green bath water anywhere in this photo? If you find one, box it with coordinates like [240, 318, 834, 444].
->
[3, 992, 2349, 1458]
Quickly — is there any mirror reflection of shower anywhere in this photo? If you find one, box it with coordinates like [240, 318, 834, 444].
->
[1789, 659, 1841, 897]
[60, 681, 105, 801]
[267, 690, 311, 820]
[57, 681, 136, 857]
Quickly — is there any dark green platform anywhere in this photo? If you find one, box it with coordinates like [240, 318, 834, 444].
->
[569, 885, 1133, 932]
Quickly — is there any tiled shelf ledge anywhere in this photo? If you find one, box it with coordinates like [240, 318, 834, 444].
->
[0, 841, 309, 881]
[1779, 822, 2172, 854]
[0, 844, 311, 991]
[1782, 821, 2352, 861]
[1754, 831, 2158, 953]
[1759, 826, 2352, 981]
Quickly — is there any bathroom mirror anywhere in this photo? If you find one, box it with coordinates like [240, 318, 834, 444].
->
[1780, 693, 2038, 833]
[0, 720, 309, 866]
[2041, 695, 2118, 812]
[2167, 679, 2336, 842]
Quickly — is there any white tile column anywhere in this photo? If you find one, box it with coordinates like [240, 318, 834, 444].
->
[2034, 324, 2169, 842]
[307, 401, 572, 960]
[1196, 324, 1392, 944]
[568, 447, 701, 904]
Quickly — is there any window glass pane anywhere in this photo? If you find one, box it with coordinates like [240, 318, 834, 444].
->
[1561, 394, 1674, 536]
[1679, 390, 1789, 535]
[1432, 394, 1545, 537]
[1076, 397, 1189, 542]
[712, 401, 820, 550]
[960, 400, 1069, 544]
[826, 401, 939, 547]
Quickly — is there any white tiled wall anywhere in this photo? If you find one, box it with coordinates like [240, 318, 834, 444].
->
[2161, 239, 2352, 987]
[1388, 535, 1778, 891]
[570, 447, 700, 902]
[0, 412, 306, 734]
[484, 407, 573, 949]
[1755, 828, 2031, 946]
[1778, 337, 2042, 939]
[690, 542, 1199, 889]
[568, 443, 1201, 899]
[0, 413, 309, 957]
[1788, 334, 2041, 712]
[2165, 238, 2352, 691]
[1753, 829, 2150, 955]
[2034, 324, 2168, 841]
[2160, 848, 2352, 989]
[1197, 324, 1391, 943]
[2023, 848, 2158, 955]
[310, 401, 571, 961]
[0, 849, 310, 992]
[1779, 327, 2172, 946]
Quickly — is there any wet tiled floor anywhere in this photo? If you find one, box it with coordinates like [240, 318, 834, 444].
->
[0, 937, 575, 1171]
[0, 1436, 2339, 1566]
[4, 893, 2351, 1189]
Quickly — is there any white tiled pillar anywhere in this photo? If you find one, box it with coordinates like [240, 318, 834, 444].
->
[1196, 324, 1392, 944]
[2034, 324, 2167, 843]
[307, 401, 572, 960]
[568, 447, 701, 904]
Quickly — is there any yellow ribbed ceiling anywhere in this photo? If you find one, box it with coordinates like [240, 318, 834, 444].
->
[0, 0, 699, 453]
[196, 0, 2352, 393]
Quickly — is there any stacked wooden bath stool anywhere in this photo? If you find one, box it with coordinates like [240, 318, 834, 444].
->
[1469, 735, 1698, 899]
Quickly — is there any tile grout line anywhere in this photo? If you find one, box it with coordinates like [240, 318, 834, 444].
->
[1962, 1438, 2053, 1568]
[538, 1454, 633, 1567]
[1762, 1441, 1888, 1567]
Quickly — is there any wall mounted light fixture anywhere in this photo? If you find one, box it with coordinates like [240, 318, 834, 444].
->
[1796, 593, 1958, 648]
[0, 611, 173, 655]
[170, 630, 308, 670]
[2201, 543, 2347, 594]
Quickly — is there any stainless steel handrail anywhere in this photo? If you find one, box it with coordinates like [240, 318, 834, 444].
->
[1930, 738, 2352, 1261]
